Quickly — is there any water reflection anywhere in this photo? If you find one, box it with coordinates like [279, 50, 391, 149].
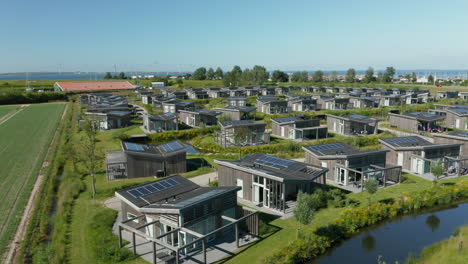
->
[361, 234, 376, 252]
[426, 214, 441, 232]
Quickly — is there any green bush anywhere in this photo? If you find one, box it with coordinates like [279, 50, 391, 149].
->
[147, 126, 219, 143]
[89, 209, 137, 263]
[0, 91, 68, 105]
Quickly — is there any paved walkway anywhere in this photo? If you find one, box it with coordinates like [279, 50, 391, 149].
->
[189, 172, 218, 186]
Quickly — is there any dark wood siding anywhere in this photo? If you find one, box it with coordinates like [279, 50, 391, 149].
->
[218, 164, 253, 201]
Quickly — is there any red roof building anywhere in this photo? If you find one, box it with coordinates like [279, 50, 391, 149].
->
[54, 81, 135, 92]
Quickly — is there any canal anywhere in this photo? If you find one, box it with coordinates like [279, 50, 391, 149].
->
[315, 202, 468, 264]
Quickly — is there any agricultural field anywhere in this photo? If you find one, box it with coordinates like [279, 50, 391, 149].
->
[0, 103, 65, 259]
[0, 105, 20, 119]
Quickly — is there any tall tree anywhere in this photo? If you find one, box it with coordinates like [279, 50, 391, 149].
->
[82, 120, 100, 199]
[312, 70, 324, 82]
[411, 72, 417, 83]
[193, 67, 207, 80]
[430, 161, 444, 184]
[104, 72, 113, 79]
[293, 191, 316, 237]
[251, 65, 269, 85]
[383, 66, 396, 83]
[206, 68, 215, 80]
[118, 72, 126, 79]
[330, 71, 338, 82]
[345, 68, 356, 82]
[271, 70, 289, 82]
[214, 67, 223, 79]
[428, 74, 434, 83]
[223, 65, 243, 87]
[291, 71, 308, 82]
[363, 67, 375, 83]
[241, 68, 254, 85]
[364, 178, 378, 207]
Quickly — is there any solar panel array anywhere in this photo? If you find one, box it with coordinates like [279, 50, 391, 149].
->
[385, 137, 419, 145]
[274, 117, 300, 123]
[348, 114, 367, 119]
[160, 141, 185, 153]
[310, 142, 345, 151]
[125, 142, 144, 151]
[451, 108, 468, 114]
[254, 155, 296, 170]
[221, 120, 253, 126]
[127, 178, 179, 198]
[176, 189, 225, 207]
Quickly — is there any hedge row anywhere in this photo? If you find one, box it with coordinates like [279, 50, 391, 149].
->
[147, 126, 219, 143]
[191, 131, 395, 156]
[0, 92, 68, 105]
[263, 180, 468, 264]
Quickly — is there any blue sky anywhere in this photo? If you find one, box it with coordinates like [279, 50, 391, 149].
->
[1, 0, 468, 73]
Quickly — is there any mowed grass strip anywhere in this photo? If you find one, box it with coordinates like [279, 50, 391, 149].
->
[0, 103, 65, 258]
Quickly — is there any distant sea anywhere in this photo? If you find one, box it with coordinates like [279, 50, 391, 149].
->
[0, 72, 187, 81]
[0, 70, 467, 80]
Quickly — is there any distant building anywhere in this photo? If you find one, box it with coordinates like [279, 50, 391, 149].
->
[326, 114, 378, 136]
[389, 112, 445, 133]
[256, 96, 288, 114]
[216, 120, 269, 147]
[271, 117, 327, 141]
[151, 82, 165, 88]
[379, 136, 460, 175]
[214, 106, 256, 121]
[143, 112, 178, 133]
[106, 141, 187, 180]
[54, 81, 135, 92]
[227, 97, 247, 107]
[436, 90, 459, 99]
[84, 111, 132, 130]
[178, 109, 219, 128]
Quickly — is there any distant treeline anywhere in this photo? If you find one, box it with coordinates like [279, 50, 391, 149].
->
[0, 92, 68, 105]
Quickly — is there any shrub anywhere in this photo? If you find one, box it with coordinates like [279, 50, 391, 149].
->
[89, 209, 137, 263]
[0, 91, 68, 105]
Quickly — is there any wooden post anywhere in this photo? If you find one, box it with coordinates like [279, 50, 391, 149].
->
[202, 239, 207, 264]
[175, 249, 180, 264]
[235, 222, 239, 248]
[118, 226, 122, 248]
[152, 242, 157, 264]
[132, 232, 136, 254]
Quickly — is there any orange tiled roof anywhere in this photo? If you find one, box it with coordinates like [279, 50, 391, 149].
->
[56, 81, 134, 91]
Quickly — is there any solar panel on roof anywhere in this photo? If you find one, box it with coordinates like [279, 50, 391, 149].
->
[161, 141, 184, 152]
[127, 178, 180, 198]
[254, 155, 296, 170]
[386, 137, 419, 145]
[125, 142, 144, 151]
[349, 114, 367, 119]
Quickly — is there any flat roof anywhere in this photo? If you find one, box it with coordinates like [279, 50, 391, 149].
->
[271, 116, 303, 124]
[116, 175, 238, 210]
[302, 142, 385, 158]
[402, 112, 445, 122]
[216, 153, 328, 181]
[380, 136, 432, 148]
[121, 140, 187, 156]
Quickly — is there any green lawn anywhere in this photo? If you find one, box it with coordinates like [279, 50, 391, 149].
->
[0, 105, 20, 119]
[0, 103, 65, 258]
[221, 174, 468, 264]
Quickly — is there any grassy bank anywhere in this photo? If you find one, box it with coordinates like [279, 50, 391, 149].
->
[404, 225, 468, 264]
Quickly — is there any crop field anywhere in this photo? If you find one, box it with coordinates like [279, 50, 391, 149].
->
[0, 103, 65, 258]
[0, 105, 20, 119]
